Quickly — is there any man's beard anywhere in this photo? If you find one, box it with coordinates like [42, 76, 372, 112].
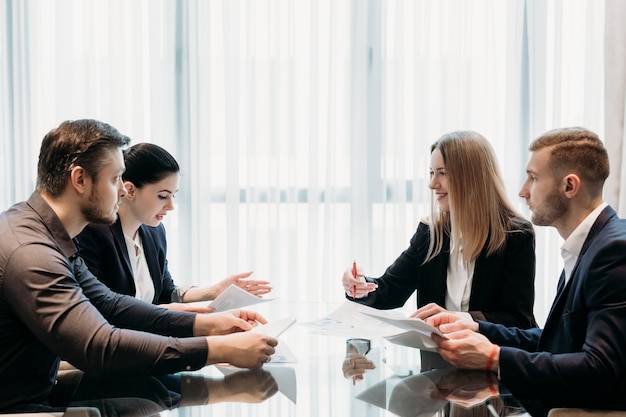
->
[81, 187, 117, 225]
[531, 186, 568, 227]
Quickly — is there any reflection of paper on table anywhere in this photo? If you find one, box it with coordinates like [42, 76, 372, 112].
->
[217, 365, 297, 403]
[355, 372, 447, 417]
[208, 284, 274, 312]
[358, 368, 498, 414]
[302, 302, 446, 351]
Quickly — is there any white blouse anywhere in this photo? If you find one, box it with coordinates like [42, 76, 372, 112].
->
[444, 243, 475, 313]
[124, 232, 155, 303]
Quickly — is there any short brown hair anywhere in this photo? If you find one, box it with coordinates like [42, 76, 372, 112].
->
[529, 127, 609, 197]
[36, 119, 131, 197]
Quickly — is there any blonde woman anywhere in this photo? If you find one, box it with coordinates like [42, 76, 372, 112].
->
[342, 131, 537, 329]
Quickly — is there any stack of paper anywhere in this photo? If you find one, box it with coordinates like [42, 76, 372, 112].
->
[302, 301, 447, 351]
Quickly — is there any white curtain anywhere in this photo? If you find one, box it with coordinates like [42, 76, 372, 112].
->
[0, 0, 606, 326]
[604, 0, 626, 216]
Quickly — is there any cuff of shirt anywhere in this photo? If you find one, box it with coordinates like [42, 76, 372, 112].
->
[172, 285, 196, 302]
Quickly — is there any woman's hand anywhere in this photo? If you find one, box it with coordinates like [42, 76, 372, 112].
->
[342, 265, 377, 298]
[213, 271, 273, 298]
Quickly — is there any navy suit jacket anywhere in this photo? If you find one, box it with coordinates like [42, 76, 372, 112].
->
[479, 206, 626, 412]
[350, 218, 537, 329]
[76, 218, 177, 305]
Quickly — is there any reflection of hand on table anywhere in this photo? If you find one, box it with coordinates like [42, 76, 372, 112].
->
[433, 369, 500, 409]
[343, 338, 376, 385]
[207, 369, 279, 404]
[342, 353, 376, 385]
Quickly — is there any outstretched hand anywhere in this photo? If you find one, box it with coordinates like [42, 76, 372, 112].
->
[194, 309, 269, 336]
[214, 271, 273, 298]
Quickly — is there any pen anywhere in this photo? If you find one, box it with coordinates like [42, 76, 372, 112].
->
[486, 400, 499, 417]
[352, 261, 357, 298]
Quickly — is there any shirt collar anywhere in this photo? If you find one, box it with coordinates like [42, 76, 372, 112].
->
[28, 191, 78, 259]
[561, 202, 608, 260]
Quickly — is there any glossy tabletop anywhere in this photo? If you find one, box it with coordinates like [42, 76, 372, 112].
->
[51, 302, 532, 417]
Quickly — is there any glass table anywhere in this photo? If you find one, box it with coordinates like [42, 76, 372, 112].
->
[43, 302, 534, 417]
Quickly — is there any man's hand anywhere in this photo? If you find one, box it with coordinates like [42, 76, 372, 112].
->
[206, 332, 278, 369]
[426, 311, 479, 333]
[193, 310, 268, 336]
[431, 330, 499, 371]
[221, 369, 279, 403]
[409, 302, 448, 320]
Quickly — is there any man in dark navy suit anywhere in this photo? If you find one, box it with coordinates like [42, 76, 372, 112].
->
[426, 127, 626, 415]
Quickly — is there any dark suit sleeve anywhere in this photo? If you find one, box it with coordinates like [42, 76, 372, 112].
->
[469, 220, 537, 328]
[479, 320, 542, 351]
[497, 237, 626, 407]
[4, 243, 208, 377]
[348, 222, 429, 310]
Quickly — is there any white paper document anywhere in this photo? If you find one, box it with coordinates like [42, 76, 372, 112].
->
[253, 317, 298, 363]
[217, 317, 298, 366]
[302, 302, 401, 339]
[252, 316, 297, 338]
[303, 301, 447, 351]
[207, 284, 274, 312]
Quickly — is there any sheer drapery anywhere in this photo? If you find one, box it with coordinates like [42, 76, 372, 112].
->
[604, 0, 626, 216]
[0, 0, 605, 326]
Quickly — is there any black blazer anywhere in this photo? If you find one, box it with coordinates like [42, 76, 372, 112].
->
[350, 217, 537, 329]
[480, 206, 626, 412]
[76, 218, 177, 305]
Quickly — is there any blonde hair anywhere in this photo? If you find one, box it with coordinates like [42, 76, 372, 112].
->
[426, 131, 524, 266]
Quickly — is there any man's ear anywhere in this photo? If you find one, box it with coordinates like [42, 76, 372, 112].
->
[563, 173, 581, 198]
[69, 166, 88, 195]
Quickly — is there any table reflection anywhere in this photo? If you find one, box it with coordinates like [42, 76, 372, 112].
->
[1, 302, 531, 417]
[342, 344, 529, 417]
[38, 367, 279, 417]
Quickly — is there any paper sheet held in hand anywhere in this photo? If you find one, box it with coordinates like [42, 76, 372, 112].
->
[208, 284, 274, 312]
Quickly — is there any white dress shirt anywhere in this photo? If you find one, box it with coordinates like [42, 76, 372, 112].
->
[124, 232, 155, 303]
[560, 202, 608, 284]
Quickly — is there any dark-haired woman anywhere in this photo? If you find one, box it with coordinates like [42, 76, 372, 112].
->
[77, 143, 272, 313]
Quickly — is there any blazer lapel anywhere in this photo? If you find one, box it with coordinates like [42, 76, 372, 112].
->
[111, 218, 134, 279]
[137, 226, 162, 297]
[541, 206, 616, 338]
